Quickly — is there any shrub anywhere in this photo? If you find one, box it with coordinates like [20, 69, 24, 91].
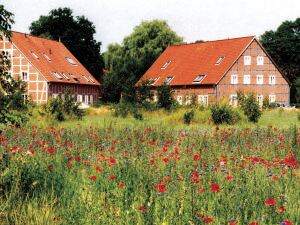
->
[112, 102, 130, 118]
[41, 89, 84, 121]
[242, 93, 262, 123]
[183, 110, 194, 125]
[262, 96, 270, 110]
[157, 82, 175, 110]
[211, 104, 240, 125]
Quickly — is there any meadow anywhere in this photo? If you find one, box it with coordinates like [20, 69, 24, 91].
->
[0, 107, 299, 225]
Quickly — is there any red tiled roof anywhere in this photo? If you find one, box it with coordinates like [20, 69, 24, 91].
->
[139, 36, 255, 86]
[11, 31, 100, 86]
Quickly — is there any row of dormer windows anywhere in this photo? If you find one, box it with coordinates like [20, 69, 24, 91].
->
[230, 74, 276, 85]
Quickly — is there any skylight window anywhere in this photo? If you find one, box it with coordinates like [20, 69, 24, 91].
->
[150, 77, 160, 85]
[215, 56, 225, 65]
[61, 72, 70, 80]
[30, 51, 39, 60]
[82, 75, 90, 82]
[193, 75, 205, 83]
[52, 71, 63, 80]
[161, 60, 171, 69]
[69, 73, 79, 82]
[43, 53, 51, 61]
[165, 76, 174, 84]
[88, 76, 95, 83]
[66, 57, 77, 66]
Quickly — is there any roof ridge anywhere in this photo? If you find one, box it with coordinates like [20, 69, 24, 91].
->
[11, 30, 61, 44]
[171, 35, 255, 47]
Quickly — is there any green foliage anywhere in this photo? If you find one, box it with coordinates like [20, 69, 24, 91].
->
[112, 102, 143, 120]
[260, 18, 300, 103]
[29, 7, 104, 80]
[241, 93, 262, 123]
[297, 113, 300, 121]
[190, 94, 198, 107]
[183, 110, 194, 125]
[157, 82, 175, 110]
[41, 90, 84, 121]
[0, 5, 30, 127]
[262, 95, 270, 110]
[103, 20, 183, 102]
[211, 104, 240, 125]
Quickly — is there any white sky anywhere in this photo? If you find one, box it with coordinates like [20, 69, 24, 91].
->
[2, 0, 300, 52]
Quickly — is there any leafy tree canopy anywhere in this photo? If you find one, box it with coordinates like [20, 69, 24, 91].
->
[260, 18, 300, 103]
[29, 8, 104, 80]
[1, 4, 29, 126]
[103, 20, 183, 102]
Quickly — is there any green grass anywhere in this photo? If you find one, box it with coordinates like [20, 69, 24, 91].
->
[0, 106, 299, 224]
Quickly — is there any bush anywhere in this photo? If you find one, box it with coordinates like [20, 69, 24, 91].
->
[183, 110, 194, 125]
[41, 89, 84, 121]
[237, 91, 262, 123]
[113, 102, 144, 120]
[211, 104, 240, 125]
[157, 82, 175, 110]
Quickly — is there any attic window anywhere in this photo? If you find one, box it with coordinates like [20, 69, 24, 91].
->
[30, 51, 39, 60]
[88, 76, 95, 83]
[61, 72, 70, 80]
[150, 77, 160, 85]
[43, 53, 51, 61]
[215, 56, 225, 65]
[52, 71, 63, 80]
[69, 74, 79, 82]
[82, 75, 90, 82]
[193, 75, 205, 83]
[161, 60, 171, 69]
[165, 76, 174, 84]
[66, 57, 77, 66]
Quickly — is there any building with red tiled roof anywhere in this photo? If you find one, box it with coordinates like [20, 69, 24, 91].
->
[138, 36, 290, 106]
[0, 31, 100, 104]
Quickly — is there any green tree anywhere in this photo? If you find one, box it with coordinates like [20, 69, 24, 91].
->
[29, 8, 104, 80]
[0, 4, 29, 126]
[260, 18, 300, 104]
[103, 20, 183, 102]
[157, 82, 175, 110]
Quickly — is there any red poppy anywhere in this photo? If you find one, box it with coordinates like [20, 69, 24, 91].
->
[96, 166, 102, 173]
[67, 163, 74, 168]
[118, 183, 126, 188]
[281, 220, 292, 225]
[47, 165, 54, 171]
[197, 212, 203, 218]
[163, 157, 169, 163]
[210, 183, 220, 193]
[193, 154, 201, 161]
[225, 175, 233, 180]
[139, 205, 145, 212]
[89, 175, 97, 181]
[154, 184, 167, 193]
[75, 156, 81, 161]
[110, 175, 116, 180]
[198, 188, 205, 193]
[249, 222, 259, 225]
[277, 206, 285, 212]
[264, 197, 277, 206]
[203, 217, 214, 223]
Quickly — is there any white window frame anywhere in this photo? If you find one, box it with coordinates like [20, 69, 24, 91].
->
[165, 76, 174, 84]
[52, 71, 63, 80]
[257, 95, 263, 105]
[66, 57, 77, 66]
[215, 56, 225, 65]
[230, 95, 238, 106]
[257, 56, 264, 65]
[244, 56, 251, 65]
[161, 60, 171, 69]
[198, 95, 208, 106]
[177, 96, 183, 105]
[243, 75, 251, 84]
[77, 95, 83, 103]
[153, 95, 158, 102]
[30, 51, 39, 60]
[231, 74, 238, 84]
[84, 95, 89, 104]
[185, 95, 191, 105]
[269, 95, 276, 103]
[269, 75, 276, 85]
[256, 75, 264, 85]
[21, 71, 29, 81]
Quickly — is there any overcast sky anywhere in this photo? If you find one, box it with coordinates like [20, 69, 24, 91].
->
[2, 0, 300, 52]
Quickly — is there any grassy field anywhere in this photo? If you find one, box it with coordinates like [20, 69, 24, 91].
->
[0, 107, 299, 224]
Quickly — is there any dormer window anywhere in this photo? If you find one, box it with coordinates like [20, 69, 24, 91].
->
[52, 71, 63, 80]
[82, 75, 90, 82]
[43, 53, 51, 62]
[165, 76, 174, 84]
[161, 60, 171, 69]
[66, 57, 77, 66]
[30, 51, 39, 60]
[69, 74, 79, 82]
[61, 72, 70, 80]
[193, 75, 205, 83]
[215, 56, 225, 65]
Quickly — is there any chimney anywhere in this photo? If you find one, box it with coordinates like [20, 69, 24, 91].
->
[49, 49, 52, 55]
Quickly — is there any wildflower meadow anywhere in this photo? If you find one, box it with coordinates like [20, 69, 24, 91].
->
[0, 124, 299, 224]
